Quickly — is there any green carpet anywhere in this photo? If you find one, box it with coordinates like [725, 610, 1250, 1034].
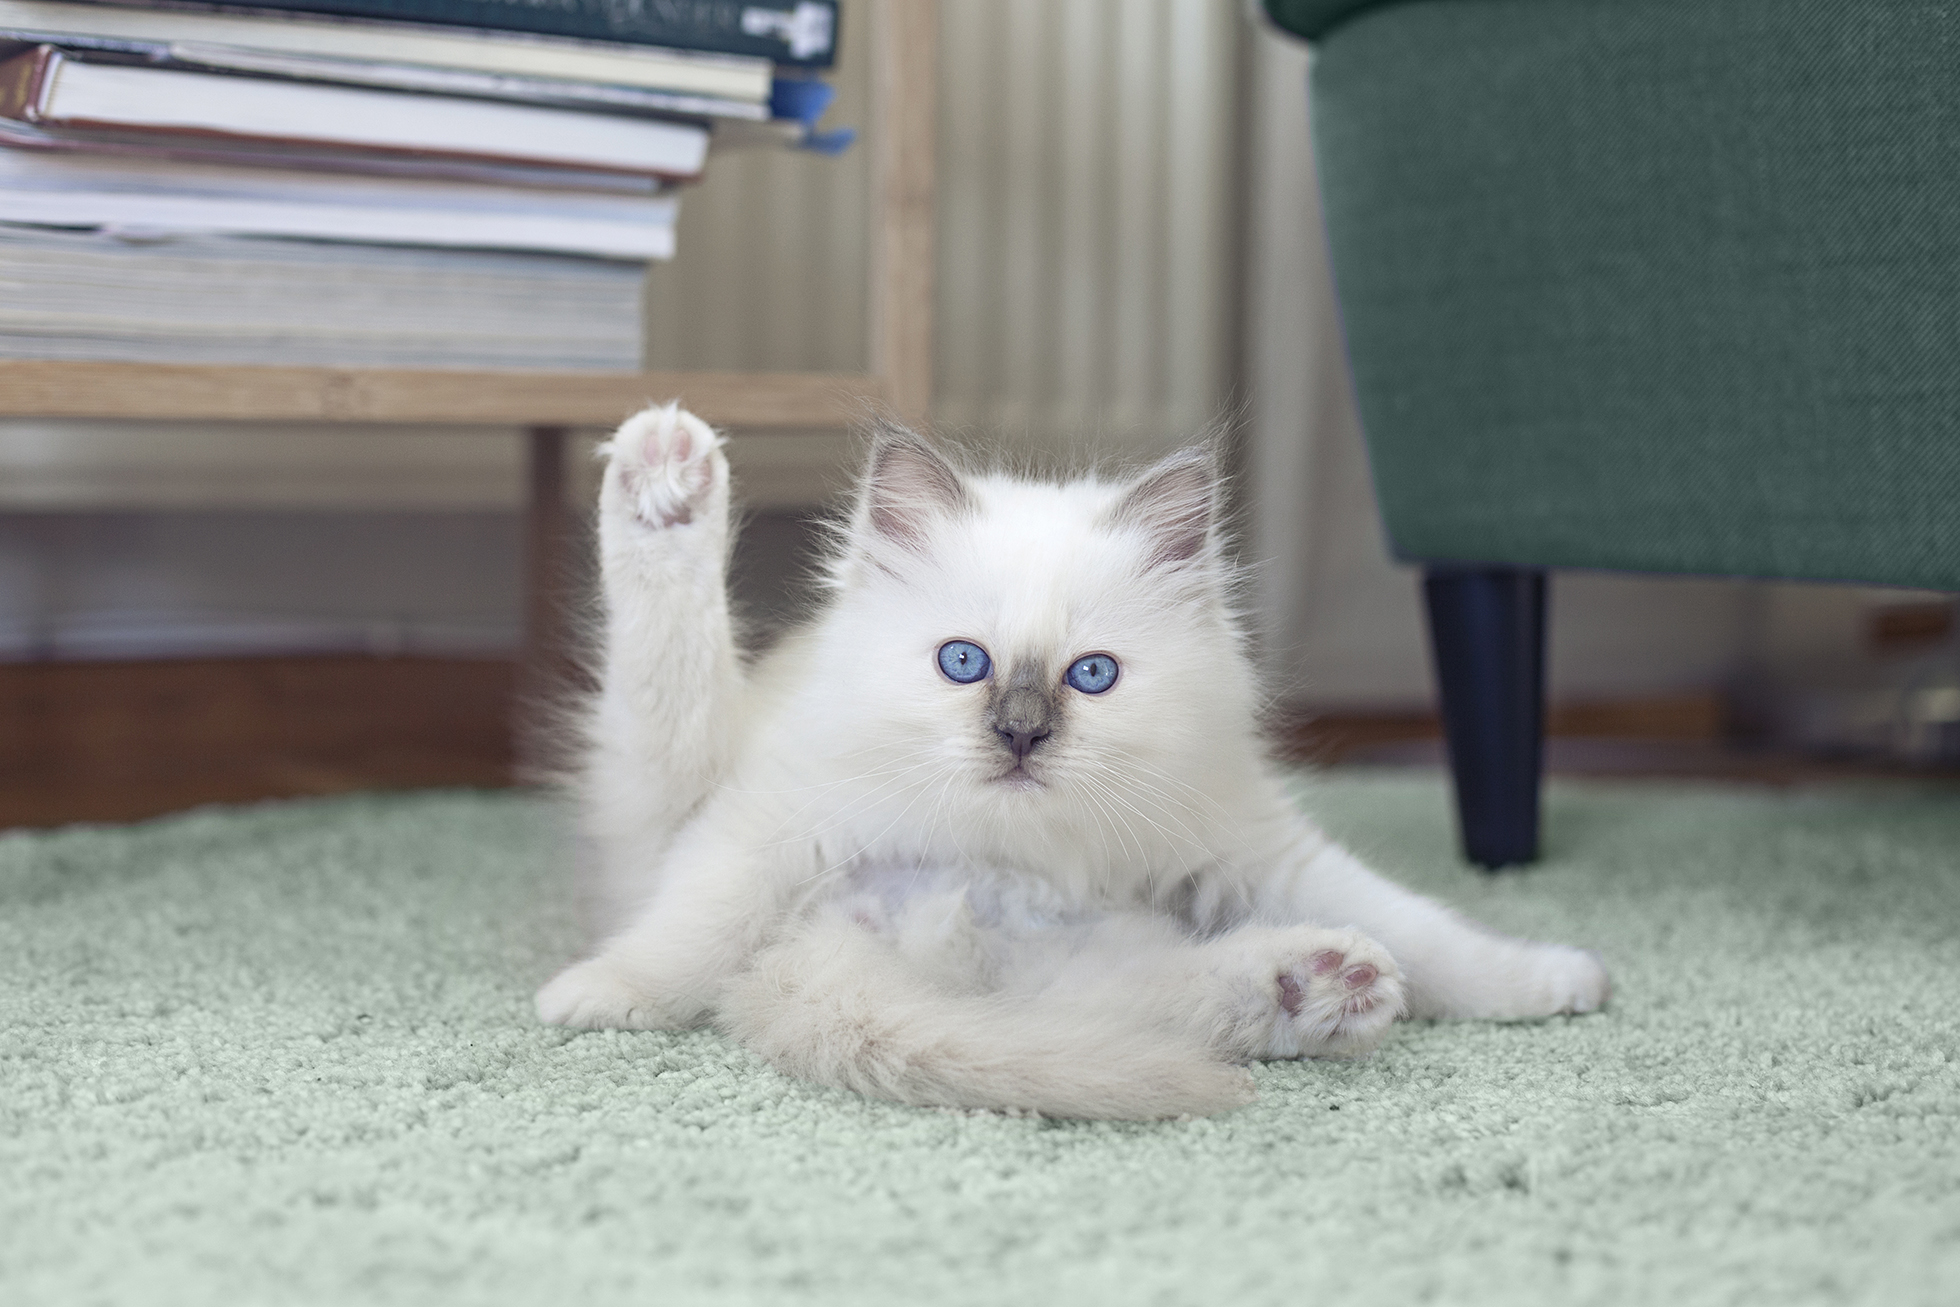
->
[4, 775, 1958, 1306]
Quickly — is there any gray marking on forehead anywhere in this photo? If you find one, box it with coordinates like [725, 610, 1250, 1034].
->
[987, 657, 1060, 709]
[1006, 659, 1049, 691]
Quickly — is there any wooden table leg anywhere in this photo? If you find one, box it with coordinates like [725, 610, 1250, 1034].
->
[518, 424, 573, 778]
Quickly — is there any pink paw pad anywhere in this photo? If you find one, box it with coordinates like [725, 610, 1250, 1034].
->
[1283, 949, 1391, 1019]
[1284, 951, 1377, 1015]
[1278, 974, 1306, 1016]
[1264, 935, 1402, 1057]
[612, 409, 719, 528]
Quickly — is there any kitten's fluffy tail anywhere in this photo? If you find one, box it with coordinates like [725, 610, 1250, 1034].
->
[720, 920, 1255, 1120]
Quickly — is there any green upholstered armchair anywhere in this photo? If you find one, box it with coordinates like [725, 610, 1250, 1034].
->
[1264, 0, 1960, 865]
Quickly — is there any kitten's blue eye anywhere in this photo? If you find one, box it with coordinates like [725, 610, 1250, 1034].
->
[938, 640, 992, 684]
[1065, 653, 1119, 694]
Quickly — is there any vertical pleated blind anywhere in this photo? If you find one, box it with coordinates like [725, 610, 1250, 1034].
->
[935, 0, 1236, 452]
[648, 0, 1240, 456]
[640, 5, 873, 375]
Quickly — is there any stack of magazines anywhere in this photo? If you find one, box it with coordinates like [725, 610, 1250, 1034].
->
[0, 0, 844, 370]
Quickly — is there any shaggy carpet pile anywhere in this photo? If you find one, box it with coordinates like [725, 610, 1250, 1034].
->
[3, 774, 1957, 1306]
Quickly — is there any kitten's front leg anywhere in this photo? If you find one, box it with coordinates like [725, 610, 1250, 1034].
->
[581, 404, 745, 929]
[1242, 817, 1609, 1022]
[537, 822, 800, 1030]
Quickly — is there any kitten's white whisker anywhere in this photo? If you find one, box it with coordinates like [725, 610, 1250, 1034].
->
[1071, 758, 1205, 855]
[1110, 754, 1246, 828]
[784, 767, 940, 858]
[1101, 761, 1263, 865]
[1081, 779, 1149, 872]
[798, 763, 949, 885]
[728, 749, 940, 828]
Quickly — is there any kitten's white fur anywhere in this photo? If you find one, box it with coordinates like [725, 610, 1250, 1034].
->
[538, 404, 1609, 1119]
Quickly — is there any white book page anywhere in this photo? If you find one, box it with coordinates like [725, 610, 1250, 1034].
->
[49, 61, 710, 175]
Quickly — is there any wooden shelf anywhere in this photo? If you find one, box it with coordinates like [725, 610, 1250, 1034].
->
[0, 360, 890, 427]
[0, 0, 936, 434]
[0, 0, 938, 781]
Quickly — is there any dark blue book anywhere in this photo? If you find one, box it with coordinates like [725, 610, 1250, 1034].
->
[108, 1, 841, 66]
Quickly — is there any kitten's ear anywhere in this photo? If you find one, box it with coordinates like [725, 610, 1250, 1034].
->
[1107, 445, 1220, 569]
[860, 426, 969, 549]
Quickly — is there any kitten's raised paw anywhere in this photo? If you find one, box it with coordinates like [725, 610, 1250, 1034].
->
[536, 956, 674, 1030]
[1266, 929, 1406, 1060]
[601, 403, 725, 529]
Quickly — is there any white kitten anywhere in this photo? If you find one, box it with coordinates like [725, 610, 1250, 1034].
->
[538, 404, 1609, 1119]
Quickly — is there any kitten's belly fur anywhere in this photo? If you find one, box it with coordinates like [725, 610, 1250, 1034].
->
[840, 857, 1085, 936]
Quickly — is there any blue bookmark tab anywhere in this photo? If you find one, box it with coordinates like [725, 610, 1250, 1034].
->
[770, 77, 836, 126]
[769, 77, 854, 155]
[801, 128, 857, 156]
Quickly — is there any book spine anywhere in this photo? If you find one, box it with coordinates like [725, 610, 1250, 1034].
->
[114, 1, 840, 66]
[0, 115, 672, 194]
[0, 44, 60, 122]
[167, 43, 772, 121]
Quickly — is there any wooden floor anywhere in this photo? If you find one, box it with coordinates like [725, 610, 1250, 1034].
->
[1279, 693, 1728, 766]
[4, 659, 1953, 830]
[2, 655, 520, 828]
[1279, 693, 1960, 786]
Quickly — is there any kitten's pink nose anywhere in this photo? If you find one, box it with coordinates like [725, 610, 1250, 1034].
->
[996, 725, 1049, 759]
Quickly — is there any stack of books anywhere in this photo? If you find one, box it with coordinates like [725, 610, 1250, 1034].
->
[0, 0, 843, 370]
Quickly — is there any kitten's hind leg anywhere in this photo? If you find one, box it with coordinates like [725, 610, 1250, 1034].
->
[1192, 925, 1406, 1061]
[1033, 917, 1405, 1064]
[1253, 834, 1610, 1021]
[579, 404, 744, 931]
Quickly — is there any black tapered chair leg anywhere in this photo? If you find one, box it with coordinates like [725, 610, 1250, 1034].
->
[1422, 567, 1548, 869]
